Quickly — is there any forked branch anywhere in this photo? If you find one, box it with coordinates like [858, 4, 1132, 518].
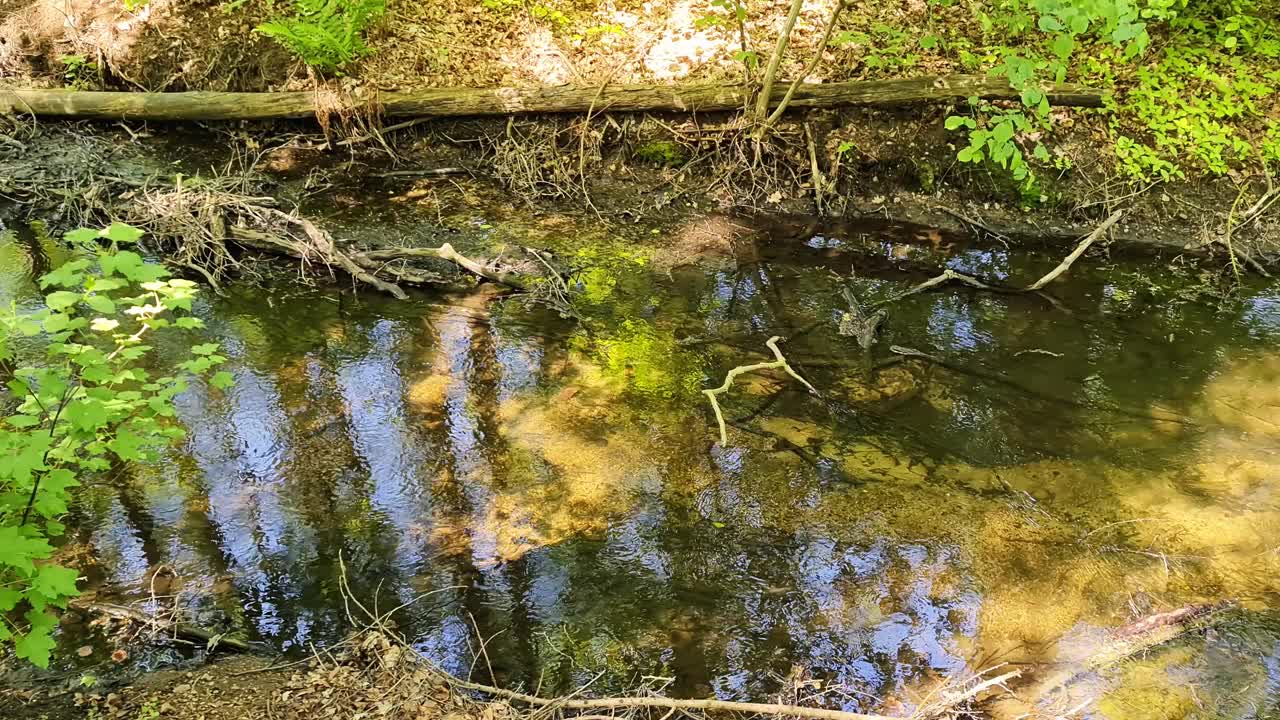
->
[704, 335, 817, 444]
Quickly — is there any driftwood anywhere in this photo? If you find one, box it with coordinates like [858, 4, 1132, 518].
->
[704, 336, 818, 445]
[1, 76, 1104, 122]
[73, 601, 255, 653]
[838, 285, 886, 349]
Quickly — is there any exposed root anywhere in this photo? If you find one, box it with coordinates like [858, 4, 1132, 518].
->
[490, 117, 604, 203]
[1, 124, 548, 299]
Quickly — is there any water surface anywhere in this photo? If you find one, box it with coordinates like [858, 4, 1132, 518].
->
[4, 210, 1280, 719]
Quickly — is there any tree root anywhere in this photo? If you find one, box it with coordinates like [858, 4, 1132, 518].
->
[704, 336, 818, 445]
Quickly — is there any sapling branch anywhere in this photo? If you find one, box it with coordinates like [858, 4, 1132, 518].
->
[762, 0, 848, 130]
[753, 0, 805, 125]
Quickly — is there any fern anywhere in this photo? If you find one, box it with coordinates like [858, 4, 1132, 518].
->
[255, 0, 385, 73]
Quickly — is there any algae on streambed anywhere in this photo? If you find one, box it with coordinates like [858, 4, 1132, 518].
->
[3, 201, 1280, 720]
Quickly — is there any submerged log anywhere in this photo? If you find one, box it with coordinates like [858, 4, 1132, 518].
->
[0, 76, 1104, 121]
[1028, 601, 1234, 704]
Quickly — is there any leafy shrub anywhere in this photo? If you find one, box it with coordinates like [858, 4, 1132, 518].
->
[0, 223, 227, 667]
[940, 0, 1277, 186]
[255, 0, 385, 73]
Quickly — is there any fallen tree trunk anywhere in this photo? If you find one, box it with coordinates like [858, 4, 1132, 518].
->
[0, 75, 1104, 121]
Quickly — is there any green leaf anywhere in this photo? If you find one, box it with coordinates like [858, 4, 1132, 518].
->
[63, 228, 100, 245]
[6, 415, 41, 428]
[191, 343, 220, 356]
[84, 295, 115, 315]
[1037, 16, 1063, 32]
[64, 399, 110, 433]
[14, 610, 58, 668]
[209, 371, 235, 390]
[42, 312, 70, 334]
[108, 428, 146, 462]
[945, 115, 967, 130]
[1052, 33, 1075, 59]
[90, 318, 120, 333]
[31, 564, 79, 603]
[175, 317, 204, 329]
[0, 527, 53, 573]
[102, 223, 144, 244]
[45, 291, 80, 311]
[101, 250, 143, 279]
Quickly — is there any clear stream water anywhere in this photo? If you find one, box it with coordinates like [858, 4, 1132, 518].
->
[3, 202, 1280, 718]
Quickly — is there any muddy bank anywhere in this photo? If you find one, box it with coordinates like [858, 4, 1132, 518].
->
[3, 114, 1276, 287]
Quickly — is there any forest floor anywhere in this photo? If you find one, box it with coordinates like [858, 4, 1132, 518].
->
[1, 0, 1277, 187]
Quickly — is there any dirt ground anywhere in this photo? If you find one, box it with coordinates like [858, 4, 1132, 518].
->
[0, 632, 479, 720]
[0, 0, 938, 92]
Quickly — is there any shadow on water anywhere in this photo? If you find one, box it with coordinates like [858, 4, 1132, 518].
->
[5, 211, 1280, 718]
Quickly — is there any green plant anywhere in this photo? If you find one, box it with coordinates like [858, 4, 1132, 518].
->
[57, 55, 97, 91]
[483, 0, 572, 28]
[121, 0, 149, 10]
[255, 0, 385, 73]
[939, 0, 1278, 187]
[0, 223, 228, 667]
[135, 700, 161, 720]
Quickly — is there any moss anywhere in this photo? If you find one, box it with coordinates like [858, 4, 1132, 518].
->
[633, 140, 688, 167]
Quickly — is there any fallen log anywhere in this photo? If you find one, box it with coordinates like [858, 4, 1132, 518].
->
[0, 75, 1104, 122]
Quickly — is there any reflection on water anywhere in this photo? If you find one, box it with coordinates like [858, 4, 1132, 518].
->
[5, 216, 1280, 718]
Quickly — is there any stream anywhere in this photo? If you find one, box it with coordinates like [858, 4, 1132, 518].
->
[3, 198, 1280, 718]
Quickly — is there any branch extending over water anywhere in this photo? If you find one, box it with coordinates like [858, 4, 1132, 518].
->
[878, 210, 1124, 305]
[703, 336, 818, 445]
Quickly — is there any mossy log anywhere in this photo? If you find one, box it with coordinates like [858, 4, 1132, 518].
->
[0, 76, 1104, 121]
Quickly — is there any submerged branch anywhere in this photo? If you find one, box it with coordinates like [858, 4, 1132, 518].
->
[1028, 601, 1234, 704]
[446, 675, 897, 720]
[73, 601, 255, 653]
[704, 336, 818, 445]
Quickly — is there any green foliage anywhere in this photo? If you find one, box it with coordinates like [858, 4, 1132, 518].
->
[255, 0, 385, 73]
[0, 224, 224, 667]
[938, 0, 1278, 188]
[121, 0, 149, 11]
[483, 0, 572, 28]
[1121, 39, 1276, 178]
[832, 23, 922, 73]
[57, 55, 97, 91]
